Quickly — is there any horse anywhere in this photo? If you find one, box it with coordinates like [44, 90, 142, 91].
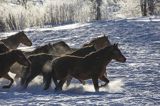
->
[1, 31, 32, 49]
[10, 41, 73, 79]
[83, 34, 111, 50]
[65, 35, 112, 87]
[21, 45, 96, 90]
[65, 44, 97, 87]
[51, 41, 73, 56]
[0, 50, 30, 88]
[0, 42, 9, 53]
[21, 53, 54, 89]
[51, 44, 126, 92]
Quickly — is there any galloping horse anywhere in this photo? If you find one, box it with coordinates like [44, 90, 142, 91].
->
[1, 31, 32, 49]
[21, 53, 54, 89]
[24, 41, 72, 56]
[51, 44, 126, 92]
[21, 45, 96, 90]
[10, 41, 72, 79]
[65, 45, 96, 87]
[66, 35, 112, 87]
[0, 50, 30, 88]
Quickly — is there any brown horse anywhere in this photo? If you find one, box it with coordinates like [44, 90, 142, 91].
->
[21, 53, 54, 89]
[21, 45, 96, 90]
[10, 41, 73, 79]
[51, 41, 72, 56]
[51, 44, 126, 92]
[83, 34, 111, 50]
[65, 45, 96, 87]
[66, 35, 112, 87]
[42, 44, 97, 90]
[1, 31, 32, 49]
[0, 42, 9, 53]
[0, 50, 30, 88]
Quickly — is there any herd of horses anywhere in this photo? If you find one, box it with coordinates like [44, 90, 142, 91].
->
[0, 31, 126, 92]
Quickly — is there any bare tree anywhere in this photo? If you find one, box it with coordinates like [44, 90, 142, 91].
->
[140, 0, 156, 16]
[17, 0, 28, 8]
[140, 0, 147, 16]
[90, 0, 102, 20]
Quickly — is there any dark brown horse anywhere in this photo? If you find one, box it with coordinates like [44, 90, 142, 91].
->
[24, 41, 72, 56]
[21, 45, 96, 90]
[0, 50, 30, 88]
[21, 53, 54, 89]
[1, 31, 32, 49]
[51, 44, 126, 92]
[51, 41, 72, 56]
[66, 35, 112, 87]
[10, 41, 72, 79]
[65, 45, 96, 87]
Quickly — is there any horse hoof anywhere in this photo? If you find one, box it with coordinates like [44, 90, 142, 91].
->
[43, 86, 49, 90]
[82, 81, 86, 85]
[2, 86, 11, 89]
[55, 87, 62, 92]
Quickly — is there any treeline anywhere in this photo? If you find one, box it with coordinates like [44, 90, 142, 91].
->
[0, 0, 159, 32]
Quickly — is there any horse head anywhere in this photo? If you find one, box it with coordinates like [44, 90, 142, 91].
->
[111, 43, 126, 63]
[18, 31, 32, 46]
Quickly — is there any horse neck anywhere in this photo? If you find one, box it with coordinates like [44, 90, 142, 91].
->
[85, 47, 113, 64]
[1, 52, 17, 67]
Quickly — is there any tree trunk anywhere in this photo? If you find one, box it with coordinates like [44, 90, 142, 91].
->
[140, 0, 147, 16]
[95, 0, 102, 20]
[148, 0, 155, 15]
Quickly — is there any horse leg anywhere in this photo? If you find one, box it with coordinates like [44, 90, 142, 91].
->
[66, 75, 72, 87]
[23, 72, 39, 89]
[43, 72, 52, 90]
[78, 79, 86, 85]
[2, 74, 14, 88]
[99, 75, 109, 87]
[51, 69, 58, 87]
[92, 76, 99, 92]
[52, 75, 58, 87]
[55, 78, 66, 91]
[66, 75, 85, 87]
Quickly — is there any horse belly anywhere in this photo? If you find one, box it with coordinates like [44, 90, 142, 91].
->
[70, 68, 92, 80]
[73, 73, 91, 80]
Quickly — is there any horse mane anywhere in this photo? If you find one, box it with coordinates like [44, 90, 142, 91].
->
[84, 45, 114, 59]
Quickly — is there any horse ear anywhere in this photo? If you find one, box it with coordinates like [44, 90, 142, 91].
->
[113, 43, 118, 47]
[115, 43, 118, 47]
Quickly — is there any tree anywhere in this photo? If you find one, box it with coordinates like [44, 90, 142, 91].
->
[90, 0, 102, 20]
[140, 0, 147, 16]
[17, 0, 28, 8]
[140, 0, 156, 16]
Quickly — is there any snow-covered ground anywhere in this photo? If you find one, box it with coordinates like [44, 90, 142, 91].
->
[0, 17, 160, 105]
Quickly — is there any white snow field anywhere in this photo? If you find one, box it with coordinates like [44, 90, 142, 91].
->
[0, 17, 160, 105]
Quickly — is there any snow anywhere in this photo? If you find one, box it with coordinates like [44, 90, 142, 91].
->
[0, 17, 160, 105]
